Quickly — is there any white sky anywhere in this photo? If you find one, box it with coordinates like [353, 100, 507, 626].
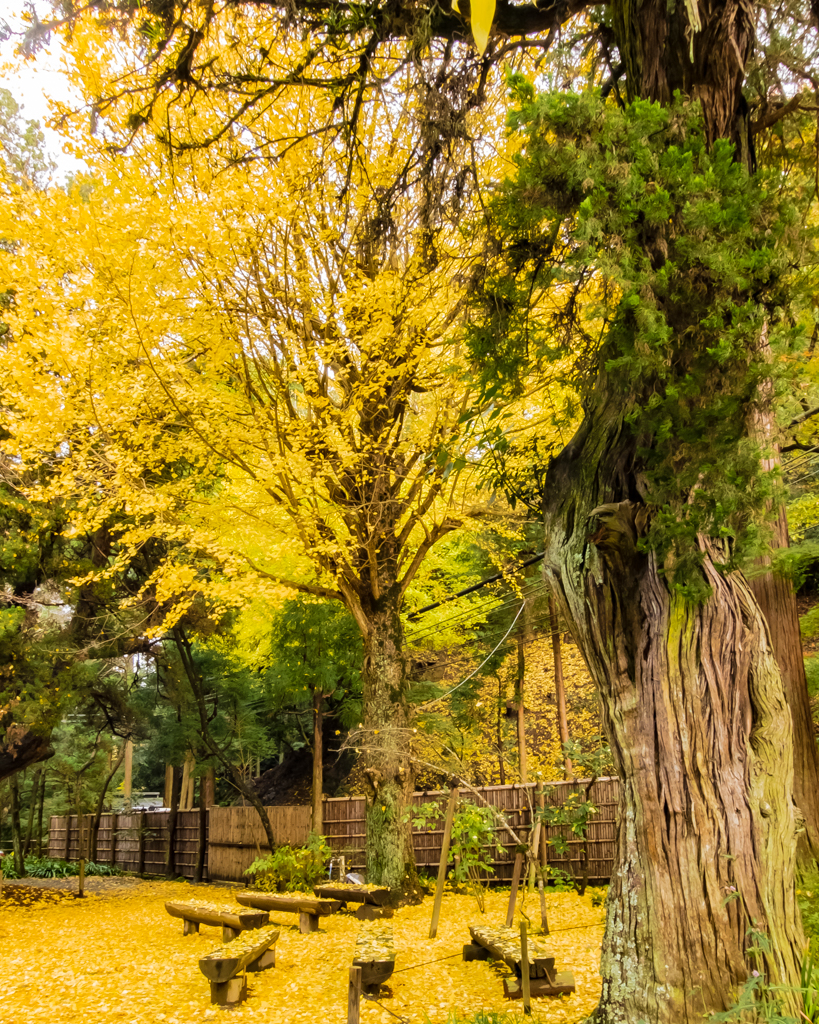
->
[0, 0, 85, 173]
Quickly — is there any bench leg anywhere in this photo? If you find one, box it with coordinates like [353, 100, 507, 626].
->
[355, 905, 394, 921]
[210, 975, 247, 1006]
[299, 912, 319, 934]
[183, 920, 200, 936]
[222, 925, 240, 942]
[463, 943, 490, 962]
[247, 948, 276, 972]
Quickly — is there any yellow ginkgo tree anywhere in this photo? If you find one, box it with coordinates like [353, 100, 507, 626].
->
[0, 57, 518, 890]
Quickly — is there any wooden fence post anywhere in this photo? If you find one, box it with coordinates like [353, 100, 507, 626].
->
[64, 814, 71, 861]
[505, 851, 525, 927]
[110, 812, 118, 868]
[347, 965, 362, 1024]
[519, 919, 531, 1014]
[77, 814, 86, 897]
[138, 811, 147, 875]
[429, 786, 459, 939]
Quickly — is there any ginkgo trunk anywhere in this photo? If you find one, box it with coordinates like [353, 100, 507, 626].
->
[360, 601, 416, 895]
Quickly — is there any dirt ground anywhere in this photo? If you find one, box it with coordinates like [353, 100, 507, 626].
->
[0, 877, 604, 1024]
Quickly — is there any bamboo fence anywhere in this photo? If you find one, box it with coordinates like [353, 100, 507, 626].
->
[49, 777, 619, 884]
[323, 777, 619, 883]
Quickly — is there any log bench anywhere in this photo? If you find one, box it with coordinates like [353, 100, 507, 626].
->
[198, 925, 280, 1006]
[235, 890, 343, 934]
[165, 900, 269, 941]
[467, 925, 575, 999]
[314, 882, 391, 908]
[353, 921, 396, 994]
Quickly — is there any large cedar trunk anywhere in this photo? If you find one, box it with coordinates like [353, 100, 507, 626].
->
[748, 507, 819, 864]
[0, 718, 53, 784]
[543, 391, 804, 1022]
[360, 602, 416, 895]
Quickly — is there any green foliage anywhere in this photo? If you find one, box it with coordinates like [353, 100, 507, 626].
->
[243, 833, 331, 892]
[0, 856, 121, 879]
[0, 88, 54, 189]
[798, 869, 819, 947]
[408, 797, 504, 911]
[471, 87, 804, 596]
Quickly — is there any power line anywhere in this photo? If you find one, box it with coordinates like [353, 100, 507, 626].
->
[406, 551, 546, 621]
[405, 579, 551, 644]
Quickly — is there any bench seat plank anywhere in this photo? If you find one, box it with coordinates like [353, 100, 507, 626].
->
[469, 925, 555, 980]
[315, 883, 391, 906]
[198, 926, 280, 984]
[236, 891, 343, 916]
[353, 921, 396, 989]
[166, 900, 268, 935]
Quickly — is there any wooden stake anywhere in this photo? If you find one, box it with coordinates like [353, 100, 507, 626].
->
[505, 851, 525, 927]
[164, 764, 174, 807]
[180, 754, 192, 813]
[429, 786, 459, 939]
[347, 964, 362, 1024]
[123, 740, 134, 811]
[519, 919, 531, 1014]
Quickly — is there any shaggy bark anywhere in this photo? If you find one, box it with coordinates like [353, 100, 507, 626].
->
[0, 718, 53, 784]
[748, 507, 819, 864]
[542, 388, 804, 1022]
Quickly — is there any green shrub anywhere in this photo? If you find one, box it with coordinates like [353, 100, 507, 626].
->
[799, 869, 819, 947]
[244, 832, 330, 892]
[1, 856, 123, 880]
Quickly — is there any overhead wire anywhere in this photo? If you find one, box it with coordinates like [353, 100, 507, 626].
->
[405, 579, 551, 645]
[416, 601, 527, 711]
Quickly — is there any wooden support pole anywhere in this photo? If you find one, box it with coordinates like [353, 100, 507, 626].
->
[64, 814, 71, 860]
[347, 965, 362, 1024]
[505, 852, 525, 927]
[123, 739, 134, 811]
[429, 786, 459, 939]
[519, 919, 531, 1014]
[180, 754, 192, 813]
[548, 594, 573, 780]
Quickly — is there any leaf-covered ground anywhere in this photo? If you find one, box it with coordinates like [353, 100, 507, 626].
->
[0, 878, 604, 1024]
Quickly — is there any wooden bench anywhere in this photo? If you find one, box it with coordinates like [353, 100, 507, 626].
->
[467, 925, 575, 998]
[165, 900, 269, 941]
[198, 925, 280, 1006]
[314, 883, 392, 917]
[353, 921, 396, 994]
[235, 890, 343, 933]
